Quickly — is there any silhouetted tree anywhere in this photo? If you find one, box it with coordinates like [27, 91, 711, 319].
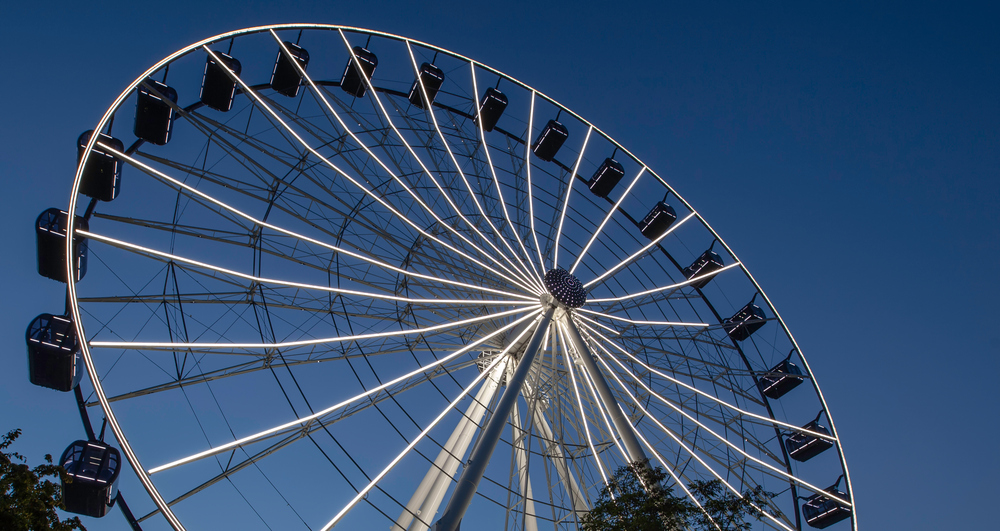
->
[1, 429, 86, 531]
[581, 460, 771, 531]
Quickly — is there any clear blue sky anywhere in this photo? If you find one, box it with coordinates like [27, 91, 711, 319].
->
[1, 1, 997, 529]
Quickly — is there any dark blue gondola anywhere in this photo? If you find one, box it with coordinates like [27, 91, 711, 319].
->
[60, 440, 121, 518]
[77, 131, 123, 202]
[408, 62, 445, 108]
[758, 357, 804, 399]
[802, 485, 851, 528]
[639, 201, 677, 240]
[531, 119, 568, 162]
[341, 46, 378, 98]
[723, 298, 765, 341]
[200, 51, 242, 111]
[786, 419, 834, 462]
[36, 208, 88, 283]
[270, 42, 309, 98]
[682, 247, 724, 288]
[587, 158, 625, 198]
[476, 87, 507, 132]
[26, 314, 82, 392]
[134, 79, 177, 145]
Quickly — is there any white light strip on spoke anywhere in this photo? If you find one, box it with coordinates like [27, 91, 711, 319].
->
[403, 41, 543, 294]
[583, 211, 697, 290]
[557, 322, 610, 490]
[204, 44, 536, 298]
[80, 230, 537, 309]
[629, 424, 722, 531]
[319, 313, 540, 530]
[148, 308, 542, 474]
[326, 36, 537, 296]
[469, 62, 546, 292]
[102, 142, 536, 303]
[585, 262, 744, 303]
[525, 91, 547, 273]
[588, 325, 847, 507]
[296, 37, 538, 296]
[569, 167, 645, 275]
[575, 348, 629, 465]
[580, 323, 837, 442]
[584, 336, 794, 531]
[572, 313, 621, 337]
[574, 307, 707, 328]
[94, 302, 538, 351]
[552, 125, 592, 269]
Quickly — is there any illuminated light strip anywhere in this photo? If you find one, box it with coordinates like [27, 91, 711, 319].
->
[80, 229, 537, 307]
[628, 424, 723, 531]
[583, 211, 697, 290]
[203, 45, 537, 298]
[525, 92, 547, 273]
[469, 62, 546, 291]
[573, 338, 631, 466]
[328, 36, 539, 296]
[574, 307, 708, 328]
[402, 41, 544, 294]
[148, 308, 543, 474]
[557, 322, 610, 490]
[585, 262, 743, 303]
[582, 335, 795, 531]
[552, 126, 593, 269]
[580, 323, 837, 442]
[572, 313, 621, 337]
[92, 301, 538, 350]
[101, 142, 537, 303]
[587, 325, 848, 508]
[319, 313, 541, 531]
[569, 167, 646, 275]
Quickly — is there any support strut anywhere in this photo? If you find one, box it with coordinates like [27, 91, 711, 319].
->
[562, 315, 648, 465]
[433, 306, 554, 531]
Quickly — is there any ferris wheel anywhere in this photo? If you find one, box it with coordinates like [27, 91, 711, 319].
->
[28, 24, 855, 531]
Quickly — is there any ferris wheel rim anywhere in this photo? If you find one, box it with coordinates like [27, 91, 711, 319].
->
[63, 23, 856, 531]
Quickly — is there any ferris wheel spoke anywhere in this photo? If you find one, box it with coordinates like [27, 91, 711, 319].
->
[81, 229, 537, 312]
[593, 336, 844, 507]
[582, 323, 833, 442]
[551, 125, 592, 270]
[627, 427, 726, 531]
[400, 41, 542, 294]
[91, 304, 538, 351]
[582, 211, 697, 292]
[585, 261, 745, 305]
[574, 317, 765, 411]
[583, 335, 815, 531]
[586, 347, 797, 531]
[268, 34, 536, 291]
[146, 308, 540, 474]
[102, 143, 532, 302]
[469, 65, 546, 291]
[314, 36, 539, 295]
[202, 45, 538, 297]
[568, 167, 646, 275]
[524, 92, 548, 274]
[574, 307, 709, 329]
[557, 323, 612, 490]
[318, 308, 543, 531]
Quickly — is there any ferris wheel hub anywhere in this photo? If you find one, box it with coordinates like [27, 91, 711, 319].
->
[543, 268, 586, 309]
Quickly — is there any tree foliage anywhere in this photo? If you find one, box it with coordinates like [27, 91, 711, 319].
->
[581, 461, 772, 531]
[0, 429, 86, 531]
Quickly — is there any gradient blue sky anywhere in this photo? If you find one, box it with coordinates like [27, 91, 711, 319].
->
[1, 1, 997, 529]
